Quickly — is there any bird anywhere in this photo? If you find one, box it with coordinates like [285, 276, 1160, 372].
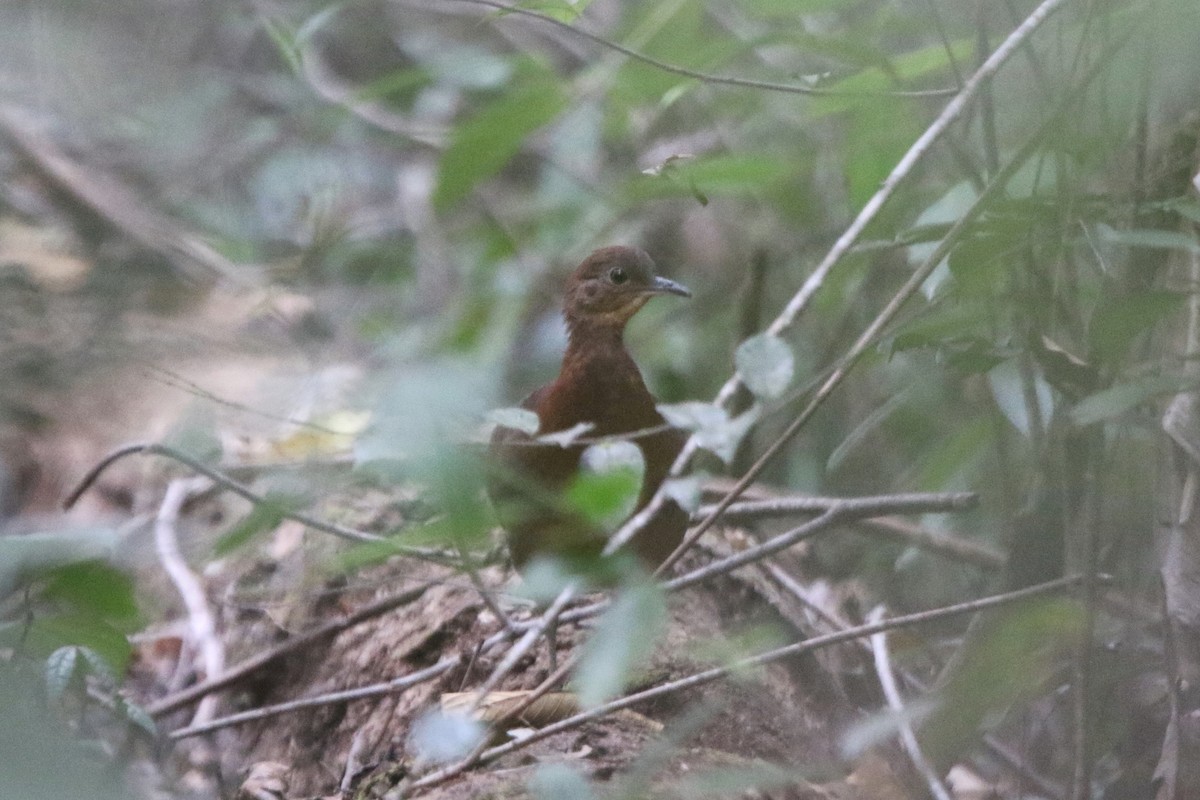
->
[488, 245, 692, 575]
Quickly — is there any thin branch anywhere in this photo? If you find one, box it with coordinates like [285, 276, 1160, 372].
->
[470, 584, 578, 703]
[868, 606, 953, 800]
[167, 655, 461, 740]
[155, 477, 225, 726]
[653, 16, 1135, 577]
[447, 0, 957, 99]
[148, 580, 438, 717]
[607, 0, 1075, 566]
[411, 574, 1099, 789]
[63, 442, 456, 562]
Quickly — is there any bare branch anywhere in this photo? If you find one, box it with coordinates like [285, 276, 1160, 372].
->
[167, 656, 460, 740]
[148, 580, 438, 717]
[448, 0, 957, 99]
[411, 574, 1100, 789]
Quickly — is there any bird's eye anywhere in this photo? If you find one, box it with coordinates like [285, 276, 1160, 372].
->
[608, 266, 628, 285]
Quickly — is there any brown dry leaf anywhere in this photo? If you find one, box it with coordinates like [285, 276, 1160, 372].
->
[441, 690, 581, 729]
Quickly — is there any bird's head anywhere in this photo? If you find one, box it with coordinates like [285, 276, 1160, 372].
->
[563, 246, 691, 330]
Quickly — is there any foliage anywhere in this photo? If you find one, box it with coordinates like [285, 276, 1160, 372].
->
[4, 0, 1200, 795]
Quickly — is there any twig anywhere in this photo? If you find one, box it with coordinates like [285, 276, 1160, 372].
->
[63, 442, 456, 562]
[668, 495, 978, 593]
[448, 0, 957, 99]
[410, 575, 1098, 789]
[654, 13, 1135, 577]
[708, 493, 1002, 569]
[341, 729, 370, 794]
[155, 477, 225, 726]
[148, 580, 437, 717]
[168, 656, 461, 740]
[609, 0, 1076, 568]
[767, 565, 1064, 797]
[471, 584, 578, 703]
[868, 606, 953, 800]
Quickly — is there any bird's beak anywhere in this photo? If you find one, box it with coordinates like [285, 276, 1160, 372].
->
[645, 275, 692, 298]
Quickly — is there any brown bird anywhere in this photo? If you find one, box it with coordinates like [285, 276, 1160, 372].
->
[488, 246, 691, 574]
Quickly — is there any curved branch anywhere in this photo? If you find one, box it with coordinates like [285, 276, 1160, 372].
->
[450, 0, 957, 99]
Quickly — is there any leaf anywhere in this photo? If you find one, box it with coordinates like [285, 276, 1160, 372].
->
[510, 0, 593, 24]
[663, 475, 703, 514]
[45, 646, 81, 702]
[576, 580, 667, 707]
[407, 708, 486, 764]
[988, 359, 1054, 437]
[487, 407, 540, 435]
[1096, 223, 1200, 253]
[1089, 290, 1187, 362]
[1070, 374, 1200, 426]
[77, 646, 118, 685]
[433, 68, 568, 212]
[568, 443, 644, 528]
[735, 333, 795, 400]
[116, 699, 157, 737]
[530, 764, 597, 800]
[215, 497, 293, 556]
[539, 421, 594, 447]
[658, 403, 757, 464]
[0, 528, 118, 602]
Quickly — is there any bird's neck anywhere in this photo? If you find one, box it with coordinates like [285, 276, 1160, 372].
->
[563, 318, 631, 371]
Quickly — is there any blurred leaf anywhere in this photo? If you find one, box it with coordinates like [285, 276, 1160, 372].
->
[827, 389, 908, 474]
[913, 416, 992, 491]
[215, 496, 293, 556]
[515, 556, 581, 604]
[510, 0, 593, 24]
[635, 153, 785, 202]
[44, 561, 138, 625]
[1089, 290, 1186, 362]
[917, 599, 1083, 768]
[671, 762, 805, 799]
[813, 38, 973, 116]
[399, 32, 513, 89]
[434, 67, 568, 212]
[0, 529, 118, 602]
[988, 359, 1054, 437]
[841, 700, 934, 758]
[487, 407, 540, 435]
[576, 580, 667, 707]
[408, 708, 486, 764]
[116, 698, 157, 737]
[658, 402, 757, 464]
[663, 475, 704, 514]
[25, 612, 134, 675]
[735, 333, 795, 400]
[1070, 373, 1200, 426]
[44, 646, 80, 703]
[1096, 223, 1200, 253]
[539, 421, 594, 447]
[568, 441, 644, 528]
[270, 410, 369, 459]
[530, 764, 597, 800]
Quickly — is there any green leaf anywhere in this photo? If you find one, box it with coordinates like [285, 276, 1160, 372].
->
[1096, 223, 1200, 253]
[509, 0, 593, 24]
[433, 69, 568, 212]
[576, 580, 667, 707]
[45, 646, 81, 703]
[215, 496, 293, 556]
[736, 333, 795, 400]
[44, 561, 138, 625]
[1089, 290, 1187, 362]
[0, 529, 118, 600]
[1070, 374, 1200, 426]
[567, 442, 644, 528]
